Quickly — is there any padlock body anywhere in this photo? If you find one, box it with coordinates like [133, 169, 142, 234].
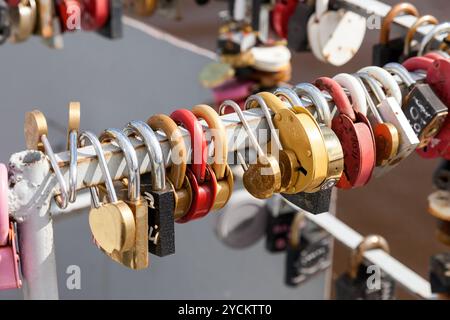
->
[429, 253, 450, 293]
[404, 84, 448, 147]
[141, 173, 175, 257]
[335, 264, 396, 300]
[285, 221, 331, 286]
[0, 224, 21, 290]
[372, 38, 404, 66]
[281, 188, 332, 215]
[265, 208, 295, 253]
[286, 0, 314, 51]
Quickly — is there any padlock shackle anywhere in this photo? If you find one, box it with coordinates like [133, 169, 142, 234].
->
[380, 3, 419, 45]
[349, 235, 390, 279]
[273, 87, 303, 108]
[219, 100, 267, 160]
[99, 128, 141, 202]
[147, 114, 187, 190]
[245, 93, 283, 151]
[294, 83, 332, 127]
[67, 102, 80, 204]
[123, 120, 166, 191]
[383, 62, 416, 88]
[418, 22, 450, 56]
[353, 74, 384, 124]
[191, 104, 228, 180]
[288, 212, 305, 248]
[332, 73, 368, 117]
[314, 76, 356, 120]
[79, 130, 118, 203]
[359, 66, 403, 105]
[424, 51, 450, 60]
[403, 15, 438, 57]
[170, 109, 207, 183]
[402, 56, 434, 73]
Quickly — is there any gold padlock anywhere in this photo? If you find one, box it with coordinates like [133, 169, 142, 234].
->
[99, 129, 149, 270]
[219, 100, 281, 199]
[147, 114, 193, 219]
[192, 104, 234, 211]
[269, 89, 329, 193]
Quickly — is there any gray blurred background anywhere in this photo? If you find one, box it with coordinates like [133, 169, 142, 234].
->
[0, 0, 449, 299]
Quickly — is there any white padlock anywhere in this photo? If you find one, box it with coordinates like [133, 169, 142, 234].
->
[250, 45, 291, 72]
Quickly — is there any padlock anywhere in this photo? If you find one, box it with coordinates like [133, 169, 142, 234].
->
[192, 104, 233, 211]
[99, 128, 149, 270]
[402, 15, 438, 61]
[285, 212, 331, 286]
[157, 0, 181, 21]
[24, 110, 70, 208]
[219, 100, 281, 199]
[249, 45, 291, 73]
[271, 0, 297, 39]
[427, 190, 450, 246]
[79, 131, 136, 256]
[248, 64, 292, 89]
[294, 83, 344, 191]
[0, 0, 11, 44]
[286, 0, 314, 52]
[10, 0, 36, 43]
[354, 73, 400, 166]
[34, 0, 55, 38]
[403, 56, 450, 159]
[335, 235, 395, 300]
[384, 62, 448, 148]
[307, 0, 366, 66]
[56, 0, 81, 32]
[372, 3, 419, 66]
[315, 75, 375, 189]
[265, 197, 296, 253]
[124, 120, 175, 257]
[418, 22, 450, 57]
[96, 0, 121, 39]
[433, 160, 450, 190]
[0, 163, 22, 290]
[359, 66, 419, 174]
[170, 109, 217, 222]
[218, 20, 256, 56]
[429, 253, 450, 294]
[80, 0, 109, 31]
[272, 87, 331, 214]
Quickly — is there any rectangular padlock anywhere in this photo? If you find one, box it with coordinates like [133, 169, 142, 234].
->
[97, 0, 122, 39]
[141, 173, 175, 257]
[265, 202, 295, 253]
[429, 253, 450, 293]
[281, 188, 332, 215]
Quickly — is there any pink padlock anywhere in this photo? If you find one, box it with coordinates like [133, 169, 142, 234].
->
[0, 163, 21, 290]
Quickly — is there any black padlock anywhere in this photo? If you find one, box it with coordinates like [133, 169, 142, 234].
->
[429, 253, 450, 294]
[372, 3, 419, 66]
[141, 173, 175, 257]
[433, 160, 450, 191]
[97, 0, 122, 39]
[335, 235, 396, 300]
[285, 214, 332, 286]
[0, 0, 10, 45]
[281, 188, 332, 215]
[265, 198, 296, 252]
[384, 63, 448, 148]
[286, 0, 314, 52]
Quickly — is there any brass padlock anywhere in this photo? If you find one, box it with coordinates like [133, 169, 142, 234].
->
[79, 131, 136, 255]
[147, 114, 193, 219]
[219, 100, 281, 199]
[192, 104, 234, 211]
[272, 87, 329, 193]
[99, 129, 149, 270]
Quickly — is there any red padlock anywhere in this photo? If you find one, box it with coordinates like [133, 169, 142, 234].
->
[80, 0, 109, 31]
[403, 56, 450, 159]
[56, 0, 82, 32]
[314, 77, 375, 189]
[170, 109, 217, 223]
[271, 0, 298, 39]
[0, 164, 21, 290]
